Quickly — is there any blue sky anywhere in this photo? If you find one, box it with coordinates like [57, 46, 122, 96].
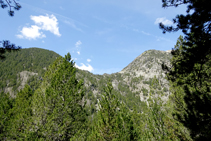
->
[1, 0, 186, 74]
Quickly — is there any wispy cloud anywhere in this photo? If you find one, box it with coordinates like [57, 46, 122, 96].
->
[141, 31, 151, 36]
[17, 14, 61, 40]
[64, 20, 83, 32]
[132, 28, 173, 43]
[93, 16, 114, 25]
[75, 40, 82, 48]
[95, 28, 112, 35]
[87, 59, 91, 62]
[75, 63, 94, 72]
[74, 40, 82, 55]
[59, 6, 65, 10]
[154, 17, 173, 26]
[132, 29, 151, 36]
[66, 40, 83, 55]
[155, 36, 173, 42]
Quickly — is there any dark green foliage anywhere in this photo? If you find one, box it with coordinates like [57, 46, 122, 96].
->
[161, 0, 211, 63]
[0, 0, 21, 16]
[65, 52, 71, 62]
[163, 36, 211, 140]
[0, 92, 14, 140]
[7, 85, 33, 140]
[88, 81, 138, 140]
[30, 55, 87, 140]
[131, 75, 144, 84]
[140, 76, 191, 141]
[160, 0, 211, 84]
[142, 87, 148, 96]
[0, 40, 21, 60]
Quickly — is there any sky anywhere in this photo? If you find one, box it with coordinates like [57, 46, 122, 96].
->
[1, 0, 187, 74]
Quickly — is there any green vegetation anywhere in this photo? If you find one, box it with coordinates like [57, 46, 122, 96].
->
[163, 36, 211, 140]
[0, 48, 60, 93]
[1, 35, 210, 140]
[88, 81, 138, 140]
[0, 49, 190, 140]
[160, 1, 211, 139]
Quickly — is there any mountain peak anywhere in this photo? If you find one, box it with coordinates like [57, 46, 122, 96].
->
[119, 49, 172, 79]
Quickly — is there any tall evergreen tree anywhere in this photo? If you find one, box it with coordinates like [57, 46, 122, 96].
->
[162, 36, 211, 140]
[160, 0, 211, 68]
[142, 76, 190, 140]
[88, 81, 138, 140]
[0, 92, 14, 140]
[7, 85, 33, 140]
[160, 1, 211, 139]
[30, 54, 87, 140]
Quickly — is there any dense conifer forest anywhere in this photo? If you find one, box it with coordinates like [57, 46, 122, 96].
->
[0, 43, 192, 140]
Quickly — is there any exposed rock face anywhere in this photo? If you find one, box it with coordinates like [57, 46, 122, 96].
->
[4, 87, 15, 98]
[17, 71, 38, 91]
[118, 50, 171, 101]
[4, 71, 38, 97]
[120, 50, 171, 78]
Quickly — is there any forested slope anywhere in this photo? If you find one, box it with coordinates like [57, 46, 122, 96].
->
[0, 47, 192, 140]
[0, 48, 60, 95]
[0, 48, 172, 111]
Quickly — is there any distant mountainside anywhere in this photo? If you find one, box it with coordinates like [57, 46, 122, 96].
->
[77, 50, 172, 112]
[0, 48, 172, 112]
[0, 48, 60, 97]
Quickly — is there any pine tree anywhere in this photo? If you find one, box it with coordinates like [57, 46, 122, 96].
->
[30, 54, 87, 140]
[0, 92, 14, 140]
[7, 85, 33, 140]
[163, 36, 211, 140]
[88, 81, 138, 140]
[142, 76, 190, 140]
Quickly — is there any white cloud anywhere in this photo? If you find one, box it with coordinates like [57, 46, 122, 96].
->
[75, 40, 82, 48]
[17, 14, 61, 40]
[75, 63, 94, 72]
[16, 25, 46, 40]
[77, 51, 80, 55]
[31, 14, 61, 36]
[87, 59, 91, 62]
[154, 17, 173, 26]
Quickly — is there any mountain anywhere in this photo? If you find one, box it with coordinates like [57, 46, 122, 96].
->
[0, 48, 172, 112]
[77, 49, 172, 112]
[119, 49, 172, 101]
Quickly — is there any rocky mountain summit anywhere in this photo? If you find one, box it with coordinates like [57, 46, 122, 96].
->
[119, 50, 172, 100]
